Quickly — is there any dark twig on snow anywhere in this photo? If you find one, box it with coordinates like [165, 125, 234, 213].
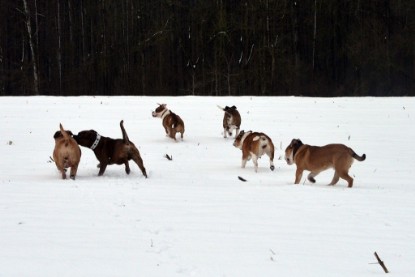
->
[374, 252, 389, 273]
[238, 176, 247, 182]
[165, 154, 173, 161]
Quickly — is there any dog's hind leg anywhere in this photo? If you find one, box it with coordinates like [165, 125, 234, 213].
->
[265, 149, 275, 171]
[251, 154, 259, 172]
[339, 171, 354, 188]
[70, 164, 79, 180]
[60, 169, 67, 179]
[131, 154, 147, 178]
[328, 172, 340, 186]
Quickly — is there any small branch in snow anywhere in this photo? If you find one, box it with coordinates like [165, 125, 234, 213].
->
[238, 176, 247, 182]
[49, 156, 55, 163]
[269, 248, 276, 261]
[165, 154, 173, 161]
[373, 252, 389, 273]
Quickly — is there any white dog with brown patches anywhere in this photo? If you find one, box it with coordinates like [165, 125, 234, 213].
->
[217, 105, 241, 138]
[285, 138, 366, 187]
[233, 130, 275, 172]
[152, 104, 185, 141]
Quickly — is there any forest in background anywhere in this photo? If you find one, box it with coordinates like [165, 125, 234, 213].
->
[1, 0, 414, 96]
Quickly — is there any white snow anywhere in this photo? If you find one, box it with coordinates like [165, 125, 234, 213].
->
[1, 96, 414, 276]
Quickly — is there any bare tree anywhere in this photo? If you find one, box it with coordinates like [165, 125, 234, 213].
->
[22, 0, 39, 95]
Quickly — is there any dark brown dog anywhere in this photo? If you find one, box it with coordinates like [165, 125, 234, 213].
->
[285, 139, 366, 187]
[73, 120, 147, 177]
[152, 104, 185, 141]
[233, 130, 275, 172]
[53, 123, 82, 180]
[217, 105, 241, 138]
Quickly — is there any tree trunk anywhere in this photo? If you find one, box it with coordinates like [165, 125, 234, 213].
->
[22, 0, 39, 95]
[57, 0, 62, 94]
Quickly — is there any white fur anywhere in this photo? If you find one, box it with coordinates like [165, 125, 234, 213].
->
[236, 131, 252, 149]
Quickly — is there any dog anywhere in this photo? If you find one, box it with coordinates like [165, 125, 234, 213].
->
[73, 120, 147, 177]
[217, 105, 241, 138]
[53, 123, 82, 180]
[152, 104, 185, 141]
[284, 139, 366, 187]
[233, 130, 275, 172]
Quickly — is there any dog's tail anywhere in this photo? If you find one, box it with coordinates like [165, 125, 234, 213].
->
[217, 105, 225, 111]
[59, 123, 71, 141]
[352, 151, 366, 161]
[217, 105, 234, 116]
[120, 120, 130, 145]
[253, 135, 269, 148]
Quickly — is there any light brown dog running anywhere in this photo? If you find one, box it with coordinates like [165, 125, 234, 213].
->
[152, 104, 185, 141]
[285, 139, 366, 187]
[53, 123, 82, 180]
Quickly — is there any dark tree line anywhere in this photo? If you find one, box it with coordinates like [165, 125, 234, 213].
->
[1, 0, 414, 96]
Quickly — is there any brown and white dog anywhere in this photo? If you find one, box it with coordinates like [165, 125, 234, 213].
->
[233, 130, 275, 172]
[217, 105, 241, 138]
[73, 120, 147, 177]
[284, 139, 366, 187]
[152, 104, 185, 141]
[53, 123, 82, 180]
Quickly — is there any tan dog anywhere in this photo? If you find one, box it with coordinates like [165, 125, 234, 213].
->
[53, 123, 82, 180]
[233, 130, 275, 172]
[285, 139, 366, 187]
[152, 104, 185, 141]
[217, 105, 241, 138]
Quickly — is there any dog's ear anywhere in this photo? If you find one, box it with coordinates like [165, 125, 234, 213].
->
[53, 131, 62, 139]
[66, 130, 74, 137]
[225, 106, 229, 109]
[231, 105, 237, 110]
[291, 139, 303, 147]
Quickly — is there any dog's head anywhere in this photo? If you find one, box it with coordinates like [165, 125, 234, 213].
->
[233, 130, 251, 149]
[152, 104, 167, 118]
[73, 130, 98, 148]
[53, 130, 74, 140]
[285, 139, 303, 165]
[224, 105, 237, 112]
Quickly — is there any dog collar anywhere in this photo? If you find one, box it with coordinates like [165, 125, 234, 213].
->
[91, 133, 101, 150]
[161, 109, 170, 121]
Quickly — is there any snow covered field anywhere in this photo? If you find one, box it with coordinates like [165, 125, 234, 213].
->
[1, 96, 414, 276]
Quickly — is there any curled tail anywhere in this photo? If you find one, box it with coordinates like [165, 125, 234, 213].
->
[59, 123, 70, 141]
[120, 120, 130, 145]
[253, 135, 269, 149]
[352, 152, 366, 161]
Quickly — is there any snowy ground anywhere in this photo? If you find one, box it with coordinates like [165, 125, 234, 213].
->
[0, 96, 414, 276]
